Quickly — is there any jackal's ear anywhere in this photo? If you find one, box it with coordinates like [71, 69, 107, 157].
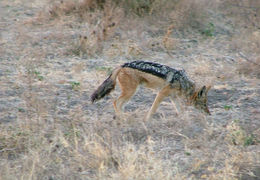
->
[198, 86, 207, 97]
[206, 85, 211, 93]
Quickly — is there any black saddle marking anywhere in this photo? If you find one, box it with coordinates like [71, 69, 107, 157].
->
[122, 61, 186, 84]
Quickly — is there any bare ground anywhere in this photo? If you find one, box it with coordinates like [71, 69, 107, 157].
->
[0, 0, 260, 179]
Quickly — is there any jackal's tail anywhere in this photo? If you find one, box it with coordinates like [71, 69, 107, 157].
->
[91, 67, 121, 103]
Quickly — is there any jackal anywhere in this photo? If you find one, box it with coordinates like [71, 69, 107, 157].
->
[91, 61, 210, 120]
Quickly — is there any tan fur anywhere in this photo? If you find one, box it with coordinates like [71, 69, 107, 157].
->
[92, 66, 211, 120]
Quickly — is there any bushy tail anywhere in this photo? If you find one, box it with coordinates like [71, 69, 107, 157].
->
[91, 67, 121, 103]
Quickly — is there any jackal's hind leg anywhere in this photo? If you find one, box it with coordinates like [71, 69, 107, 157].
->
[145, 85, 172, 121]
[113, 72, 138, 117]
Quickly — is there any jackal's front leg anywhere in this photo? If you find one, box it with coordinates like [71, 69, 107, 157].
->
[169, 96, 182, 116]
[145, 85, 172, 121]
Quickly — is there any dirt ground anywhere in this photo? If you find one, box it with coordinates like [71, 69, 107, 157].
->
[0, 0, 260, 179]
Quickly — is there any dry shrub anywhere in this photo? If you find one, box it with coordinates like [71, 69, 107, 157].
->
[47, 0, 171, 18]
[162, 24, 178, 51]
[230, 29, 260, 55]
[238, 57, 260, 79]
[103, 40, 125, 58]
[208, 146, 258, 180]
[126, 40, 145, 57]
[75, 135, 172, 179]
[55, 0, 124, 56]
[103, 39, 145, 58]
[84, 141, 114, 170]
[114, 0, 156, 16]
[225, 120, 257, 146]
[0, 124, 46, 160]
[48, 0, 77, 18]
[0, 127, 30, 157]
[169, 0, 213, 31]
[108, 143, 172, 179]
[221, 0, 260, 29]
[48, 0, 106, 19]
[109, 0, 175, 16]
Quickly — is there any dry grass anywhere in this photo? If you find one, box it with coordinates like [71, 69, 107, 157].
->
[238, 57, 260, 79]
[170, 0, 209, 30]
[221, 0, 260, 29]
[1, 0, 260, 179]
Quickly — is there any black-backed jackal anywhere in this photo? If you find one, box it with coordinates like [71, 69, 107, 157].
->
[91, 61, 211, 120]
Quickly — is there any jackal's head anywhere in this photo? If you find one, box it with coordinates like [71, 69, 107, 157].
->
[192, 86, 211, 115]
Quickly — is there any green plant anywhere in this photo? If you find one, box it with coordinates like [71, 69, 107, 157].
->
[70, 81, 80, 90]
[64, 129, 80, 139]
[18, 108, 25, 112]
[201, 22, 215, 37]
[243, 135, 256, 146]
[185, 152, 191, 156]
[224, 105, 232, 110]
[33, 71, 44, 81]
[227, 120, 257, 147]
[70, 47, 81, 56]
